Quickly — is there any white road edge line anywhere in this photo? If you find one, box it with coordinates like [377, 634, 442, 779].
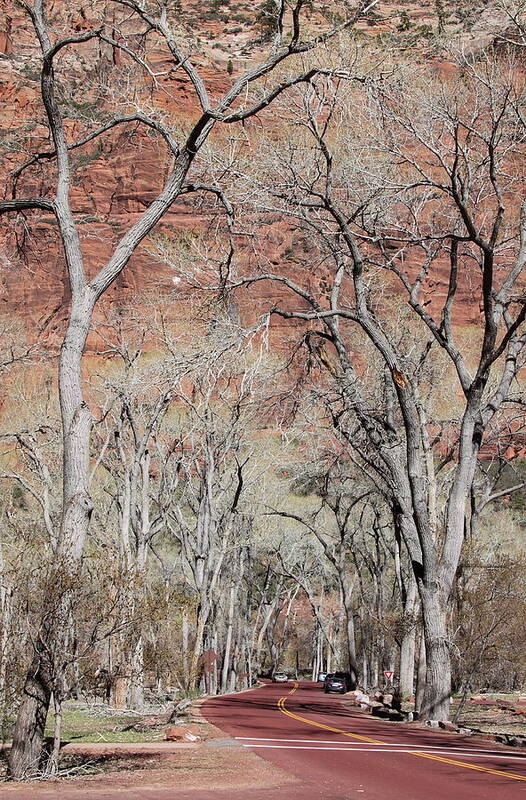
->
[240, 744, 526, 760]
[235, 737, 521, 755]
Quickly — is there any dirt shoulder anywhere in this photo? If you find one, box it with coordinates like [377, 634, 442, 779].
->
[0, 745, 298, 799]
[0, 729, 297, 800]
[0, 697, 299, 799]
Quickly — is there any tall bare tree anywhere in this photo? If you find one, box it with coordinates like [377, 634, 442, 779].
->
[0, 0, 379, 775]
[220, 53, 526, 719]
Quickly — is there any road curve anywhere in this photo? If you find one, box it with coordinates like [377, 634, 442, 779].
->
[202, 681, 526, 800]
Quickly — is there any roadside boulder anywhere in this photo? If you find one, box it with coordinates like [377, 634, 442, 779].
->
[347, 690, 370, 705]
[165, 724, 201, 742]
[438, 721, 458, 732]
[372, 706, 390, 719]
[496, 734, 524, 747]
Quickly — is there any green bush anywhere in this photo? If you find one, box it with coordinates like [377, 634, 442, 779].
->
[255, 0, 279, 40]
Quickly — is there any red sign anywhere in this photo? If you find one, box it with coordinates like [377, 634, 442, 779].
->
[202, 649, 218, 675]
[383, 670, 394, 681]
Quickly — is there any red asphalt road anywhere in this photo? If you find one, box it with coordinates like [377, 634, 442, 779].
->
[202, 681, 526, 800]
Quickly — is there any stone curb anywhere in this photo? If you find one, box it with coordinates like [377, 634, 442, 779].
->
[62, 741, 201, 755]
[0, 741, 201, 755]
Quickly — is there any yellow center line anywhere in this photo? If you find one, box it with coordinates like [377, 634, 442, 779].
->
[276, 683, 526, 783]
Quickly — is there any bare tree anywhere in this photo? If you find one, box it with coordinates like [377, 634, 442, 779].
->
[0, 0, 380, 774]
[161, 343, 262, 690]
[89, 316, 171, 708]
[218, 53, 526, 719]
[270, 459, 371, 685]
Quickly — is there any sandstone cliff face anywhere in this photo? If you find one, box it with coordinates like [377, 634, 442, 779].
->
[0, 0, 233, 340]
[0, 0, 519, 345]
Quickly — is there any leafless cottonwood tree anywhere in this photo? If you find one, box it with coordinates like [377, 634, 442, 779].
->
[271, 451, 416, 693]
[0, 0, 381, 776]
[89, 305, 275, 696]
[245, 554, 298, 678]
[161, 347, 264, 690]
[89, 320, 172, 708]
[0, 324, 48, 704]
[265, 542, 321, 673]
[270, 461, 371, 685]
[221, 54, 526, 719]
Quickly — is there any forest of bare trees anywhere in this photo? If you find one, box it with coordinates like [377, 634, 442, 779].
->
[0, 0, 525, 781]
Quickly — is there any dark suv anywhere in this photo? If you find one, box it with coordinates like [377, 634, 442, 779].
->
[323, 672, 355, 694]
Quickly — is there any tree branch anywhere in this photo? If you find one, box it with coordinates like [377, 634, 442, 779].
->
[0, 198, 54, 213]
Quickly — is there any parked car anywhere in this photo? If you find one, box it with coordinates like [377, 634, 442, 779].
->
[317, 672, 327, 682]
[323, 671, 355, 694]
[323, 672, 334, 689]
[272, 672, 289, 683]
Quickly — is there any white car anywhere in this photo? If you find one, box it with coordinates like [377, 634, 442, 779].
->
[272, 672, 288, 682]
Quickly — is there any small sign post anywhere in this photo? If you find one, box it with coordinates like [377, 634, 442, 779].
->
[383, 670, 394, 683]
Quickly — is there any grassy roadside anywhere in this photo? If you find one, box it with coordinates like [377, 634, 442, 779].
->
[453, 698, 526, 737]
[44, 703, 168, 744]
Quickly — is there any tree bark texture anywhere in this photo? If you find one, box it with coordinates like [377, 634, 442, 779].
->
[7, 652, 51, 777]
[399, 578, 418, 699]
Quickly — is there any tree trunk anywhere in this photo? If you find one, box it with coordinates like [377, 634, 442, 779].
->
[415, 629, 426, 716]
[7, 652, 51, 778]
[361, 650, 368, 691]
[128, 636, 144, 710]
[211, 631, 218, 695]
[9, 291, 94, 778]
[312, 624, 321, 680]
[340, 573, 358, 685]
[254, 596, 279, 676]
[181, 610, 189, 686]
[189, 603, 208, 691]
[112, 674, 129, 708]
[0, 541, 12, 703]
[399, 624, 416, 700]
[47, 693, 62, 775]
[220, 582, 236, 693]
[419, 584, 451, 720]
[326, 629, 333, 674]
[399, 578, 418, 699]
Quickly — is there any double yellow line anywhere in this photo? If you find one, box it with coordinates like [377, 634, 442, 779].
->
[276, 683, 526, 783]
